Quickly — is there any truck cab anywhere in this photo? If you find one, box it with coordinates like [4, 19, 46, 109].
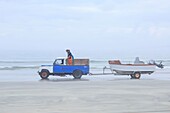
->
[38, 58, 89, 79]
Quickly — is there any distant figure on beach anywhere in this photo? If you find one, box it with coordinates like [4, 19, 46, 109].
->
[66, 49, 74, 65]
[134, 57, 144, 64]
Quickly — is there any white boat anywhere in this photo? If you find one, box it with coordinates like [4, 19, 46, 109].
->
[108, 58, 156, 79]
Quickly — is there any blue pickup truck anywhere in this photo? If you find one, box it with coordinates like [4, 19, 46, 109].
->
[38, 58, 90, 79]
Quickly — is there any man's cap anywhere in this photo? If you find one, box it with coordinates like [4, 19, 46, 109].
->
[66, 49, 70, 52]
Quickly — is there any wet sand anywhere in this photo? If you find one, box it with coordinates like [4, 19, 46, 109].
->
[0, 79, 170, 113]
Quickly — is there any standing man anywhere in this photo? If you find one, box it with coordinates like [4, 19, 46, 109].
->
[66, 49, 74, 65]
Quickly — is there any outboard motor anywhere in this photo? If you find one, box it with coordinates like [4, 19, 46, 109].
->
[149, 60, 164, 69]
[155, 61, 164, 69]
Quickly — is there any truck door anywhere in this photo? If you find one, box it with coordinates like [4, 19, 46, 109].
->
[53, 59, 64, 74]
[53, 65, 64, 73]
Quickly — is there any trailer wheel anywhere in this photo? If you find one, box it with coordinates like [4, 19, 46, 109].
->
[40, 70, 49, 79]
[73, 70, 82, 79]
[133, 72, 141, 79]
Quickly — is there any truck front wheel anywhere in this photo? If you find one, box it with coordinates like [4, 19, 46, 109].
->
[73, 70, 82, 79]
[40, 70, 49, 79]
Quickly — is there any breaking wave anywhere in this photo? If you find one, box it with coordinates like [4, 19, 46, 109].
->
[0, 65, 40, 70]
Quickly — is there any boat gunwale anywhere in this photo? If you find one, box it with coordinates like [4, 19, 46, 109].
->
[109, 64, 156, 67]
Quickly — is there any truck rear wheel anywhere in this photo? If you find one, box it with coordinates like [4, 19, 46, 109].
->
[73, 70, 82, 79]
[133, 72, 141, 79]
[40, 70, 49, 79]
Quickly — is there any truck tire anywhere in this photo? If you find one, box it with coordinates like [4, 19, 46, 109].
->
[133, 72, 141, 79]
[73, 70, 82, 79]
[40, 70, 49, 79]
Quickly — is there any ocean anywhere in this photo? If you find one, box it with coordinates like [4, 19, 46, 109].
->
[0, 59, 170, 71]
[0, 58, 170, 82]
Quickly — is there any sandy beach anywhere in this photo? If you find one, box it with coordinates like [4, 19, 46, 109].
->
[0, 78, 170, 113]
[0, 61, 170, 113]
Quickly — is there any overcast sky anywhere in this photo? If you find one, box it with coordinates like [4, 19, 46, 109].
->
[0, 0, 170, 60]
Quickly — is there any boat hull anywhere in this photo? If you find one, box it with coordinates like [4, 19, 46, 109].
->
[110, 64, 156, 75]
